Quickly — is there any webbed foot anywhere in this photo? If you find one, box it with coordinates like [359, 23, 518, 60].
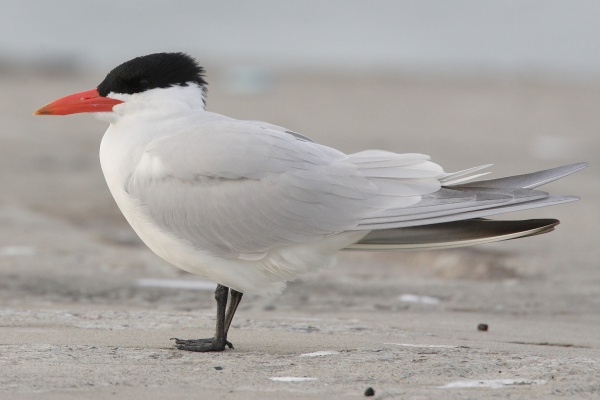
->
[171, 337, 233, 352]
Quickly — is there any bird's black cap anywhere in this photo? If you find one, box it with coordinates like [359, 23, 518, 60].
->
[97, 52, 207, 97]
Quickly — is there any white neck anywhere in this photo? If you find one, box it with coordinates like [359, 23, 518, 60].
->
[94, 83, 206, 124]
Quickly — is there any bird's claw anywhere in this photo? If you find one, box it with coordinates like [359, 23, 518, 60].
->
[171, 337, 234, 352]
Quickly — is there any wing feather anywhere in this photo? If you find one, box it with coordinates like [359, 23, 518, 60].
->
[124, 115, 584, 259]
[126, 119, 442, 257]
[452, 162, 588, 189]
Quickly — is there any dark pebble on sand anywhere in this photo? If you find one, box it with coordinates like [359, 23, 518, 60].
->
[477, 323, 489, 331]
[214, 366, 223, 370]
[364, 387, 375, 396]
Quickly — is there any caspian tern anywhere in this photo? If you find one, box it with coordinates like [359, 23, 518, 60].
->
[35, 52, 587, 352]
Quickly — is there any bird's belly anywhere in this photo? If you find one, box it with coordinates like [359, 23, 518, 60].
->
[105, 183, 363, 294]
[99, 132, 364, 294]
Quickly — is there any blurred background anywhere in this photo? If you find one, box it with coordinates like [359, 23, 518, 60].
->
[4, 0, 600, 76]
[1, 2, 600, 395]
[0, 0, 598, 313]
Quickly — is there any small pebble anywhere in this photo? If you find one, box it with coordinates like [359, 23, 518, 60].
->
[477, 323, 489, 332]
[364, 387, 375, 397]
[214, 366, 223, 370]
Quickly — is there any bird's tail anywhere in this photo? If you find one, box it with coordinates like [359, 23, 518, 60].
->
[448, 162, 588, 189]
[345, 162, 587, 251]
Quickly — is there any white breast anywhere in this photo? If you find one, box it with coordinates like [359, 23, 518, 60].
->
[99, 122, 362, 294]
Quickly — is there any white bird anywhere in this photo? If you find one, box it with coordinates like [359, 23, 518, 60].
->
[35, 52, 587, 352]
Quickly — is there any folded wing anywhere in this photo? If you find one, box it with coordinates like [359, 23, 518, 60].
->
[126, 116, 586, 258]
[126, 118, 443, 258]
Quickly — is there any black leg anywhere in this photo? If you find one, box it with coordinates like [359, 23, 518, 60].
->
[172, 284, 243, 352]
[224, 289, 243, 335]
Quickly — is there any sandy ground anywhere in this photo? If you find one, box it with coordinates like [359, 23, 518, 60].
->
[1, 67, 599, 399]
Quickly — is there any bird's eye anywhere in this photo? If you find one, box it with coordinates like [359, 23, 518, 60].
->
[139, 79, 149, 88]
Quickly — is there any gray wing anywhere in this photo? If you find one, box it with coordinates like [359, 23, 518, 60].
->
[126, 113, 586, 258]
[346, 163, 587, 250]
[126, 118, 443, 258]
[350, 163, 586, 230]
[452, 162, 588, 189]
[349, 218, 559, 251]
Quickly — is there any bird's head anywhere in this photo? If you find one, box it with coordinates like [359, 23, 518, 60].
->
[34, 52, 208, 120]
